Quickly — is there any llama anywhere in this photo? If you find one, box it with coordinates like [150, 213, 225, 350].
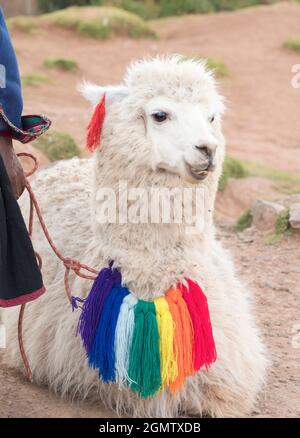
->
[3, 56, 267, 417]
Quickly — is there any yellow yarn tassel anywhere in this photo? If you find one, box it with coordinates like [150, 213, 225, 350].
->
[154, 297, 178, 387]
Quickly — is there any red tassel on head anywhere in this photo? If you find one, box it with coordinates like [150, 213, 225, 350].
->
[86, 93, 106, 152]
[178, 278, 217, 371]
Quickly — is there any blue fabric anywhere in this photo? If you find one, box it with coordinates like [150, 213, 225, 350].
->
[0, 118, 8, 130]
[88, 283, 129, 383]
[0, 7, 23, 129]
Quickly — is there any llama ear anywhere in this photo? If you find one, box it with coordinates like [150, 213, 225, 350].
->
[79, 82, 128, 152]
[78, 82, 128, 107]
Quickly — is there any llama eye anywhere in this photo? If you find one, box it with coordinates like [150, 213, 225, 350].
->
[209, 115, 215, 123]
[152, 111, 168, 123]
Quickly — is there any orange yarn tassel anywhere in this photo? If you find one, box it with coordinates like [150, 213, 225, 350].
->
[166, 288, 195, 394]
[86, 93, 106, 152]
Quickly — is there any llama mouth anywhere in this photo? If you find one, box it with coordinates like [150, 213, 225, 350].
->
[185, 162, 210, 181]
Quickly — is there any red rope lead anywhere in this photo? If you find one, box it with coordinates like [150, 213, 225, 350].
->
[17, 153, 99, 381]
[18, 304, 32, 382]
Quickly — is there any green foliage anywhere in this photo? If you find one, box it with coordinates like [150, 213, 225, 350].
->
[275, 209, 290, 235]
[181, 55, 229, 77]
[37, 1, 278, 19]
[100, 1, 160, 20]
[40, 6, 157, 39]
[206, 57, 229, 77]
[34, 130, 81, 162]
[38, 0, 90, 13]
[10, 6, 157, 40]
[155, 0, 215, 17]
[283, 37, 300, 54]
[234, 209, 253, 232]
[266, 209, 291, 244]
[7, 16, 38, 33]
[44, 58, 78, 71]
[21, 74, 51, 87]
[243, 161, 300, 191]
[219, 156, 249, 191]
[217, 158, 300, 195]
[210, 0, 262, 12]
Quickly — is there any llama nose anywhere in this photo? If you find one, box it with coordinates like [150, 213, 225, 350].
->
[194, 144, 216, 169]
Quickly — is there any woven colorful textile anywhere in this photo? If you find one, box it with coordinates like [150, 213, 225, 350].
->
[74, 262, 217, 398]
[0, 110, 51, 144]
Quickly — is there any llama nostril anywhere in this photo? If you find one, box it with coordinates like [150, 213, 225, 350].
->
[193, 145, 216, 172]
[195, 145, 211, 159]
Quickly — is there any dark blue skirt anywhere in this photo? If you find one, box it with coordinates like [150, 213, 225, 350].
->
[0, 156, 45, 307]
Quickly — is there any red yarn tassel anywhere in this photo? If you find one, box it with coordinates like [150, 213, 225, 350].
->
[86, 93, 106, 152]
[179, 278, 217, 371]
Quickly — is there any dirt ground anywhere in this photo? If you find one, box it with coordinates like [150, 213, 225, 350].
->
[1, 227, 299, 418]
[1, 2, 300, 418]
[14, 2, 300, 174]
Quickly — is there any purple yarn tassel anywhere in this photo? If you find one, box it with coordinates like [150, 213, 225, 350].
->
[88, 283, 129, 382]
[77, 261, 121, 353]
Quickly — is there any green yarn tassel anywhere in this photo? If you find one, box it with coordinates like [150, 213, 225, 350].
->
[128, 300, 161, 398]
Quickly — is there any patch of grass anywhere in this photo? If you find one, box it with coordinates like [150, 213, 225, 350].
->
[275, 209, 290, 235]
[104, 0, 268, 19]
[149, 0, 215, 17]
[7, 16, 38, 33]
[283, 37, 300, 54]
[242, 161, 300, 191]
[234, 208, 253, 232]
[21, 74, 52, 87]
[206, 57, 229, 77]
[34, 130, 81, 162]
[38, 0, 90, 13]
[44, 58, 78, 71]
[37, 1, 281, 19]
[181, 55, 229, 77]
[106, 0, 161, 20]
[218, 158, 300, 194]
[266, 210, 291, 244]
[41, 6, 157, 39]
[212, 0, 270, 12]
[219, 156, 249, 191]
[279, 186, 300, 196]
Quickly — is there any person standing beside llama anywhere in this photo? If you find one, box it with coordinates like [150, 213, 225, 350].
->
[0, 7, 51, 307]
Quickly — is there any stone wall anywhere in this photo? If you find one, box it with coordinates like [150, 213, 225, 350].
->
[1, 0, 38, 17]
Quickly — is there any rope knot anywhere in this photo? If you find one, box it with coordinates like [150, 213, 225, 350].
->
[64, 258, 82, 272]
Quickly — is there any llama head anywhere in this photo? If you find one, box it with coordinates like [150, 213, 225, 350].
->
[80, 55, 225, 187]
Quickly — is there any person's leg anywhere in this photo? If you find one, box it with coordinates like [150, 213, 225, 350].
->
[0, 135, 26, 199]
[0, 8, 48, 309]
[0, 155, 45, 307]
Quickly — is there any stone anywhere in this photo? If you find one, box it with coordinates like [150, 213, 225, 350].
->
[252, 200, 287, 231]
[289, 203, 300, 229]
[279, 194, 300, 209]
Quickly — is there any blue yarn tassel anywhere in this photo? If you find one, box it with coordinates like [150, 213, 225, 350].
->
[77, 261, 121, 353]
[89, 283, 129, 382]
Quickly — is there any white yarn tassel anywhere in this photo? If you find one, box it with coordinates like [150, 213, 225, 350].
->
[115, 293, 138, 388]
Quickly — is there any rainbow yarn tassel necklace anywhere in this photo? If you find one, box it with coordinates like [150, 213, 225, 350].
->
[74, 261, 217, 398]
